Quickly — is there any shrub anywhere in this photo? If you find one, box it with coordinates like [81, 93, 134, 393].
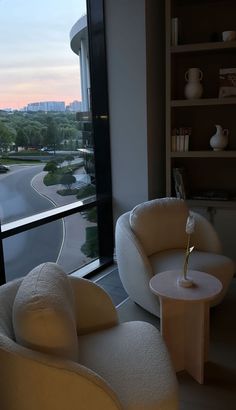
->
[76, 184, 96, 200]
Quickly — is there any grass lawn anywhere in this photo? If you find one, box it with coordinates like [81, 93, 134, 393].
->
[0, 158, 42, 165]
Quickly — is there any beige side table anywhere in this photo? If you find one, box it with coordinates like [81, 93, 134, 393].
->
[149, 270, 222, 384]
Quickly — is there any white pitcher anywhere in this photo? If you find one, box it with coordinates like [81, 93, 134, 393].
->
[210, 125, 229, 151]
[184, 68, 203, 99]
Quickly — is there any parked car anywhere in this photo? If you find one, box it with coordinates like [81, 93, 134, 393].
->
[0, 165, 10, 173]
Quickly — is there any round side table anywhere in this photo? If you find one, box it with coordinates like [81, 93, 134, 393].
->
[149, 270, 222, 384]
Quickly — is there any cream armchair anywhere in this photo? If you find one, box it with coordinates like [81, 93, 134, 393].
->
[115, 197, 235, 317]
[0, 262, 179, 410]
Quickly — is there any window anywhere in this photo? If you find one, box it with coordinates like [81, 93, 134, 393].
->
[0, 0, 113, 283]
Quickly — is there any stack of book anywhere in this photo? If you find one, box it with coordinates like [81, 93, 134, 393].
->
[171, 127, 192, 152]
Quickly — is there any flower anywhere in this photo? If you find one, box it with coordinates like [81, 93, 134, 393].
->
[183, 212, 195, 280]
[185, 212, 195, 235]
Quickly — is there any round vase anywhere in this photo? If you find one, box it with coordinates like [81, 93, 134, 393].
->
[184, 68, 203, 99]
[177, 276, 194, 288]
[210, 125, 229, 151]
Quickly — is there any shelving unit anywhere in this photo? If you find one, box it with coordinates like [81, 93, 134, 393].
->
[166, 0, 236, 207]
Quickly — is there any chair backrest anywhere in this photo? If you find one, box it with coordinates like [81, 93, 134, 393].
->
[129, 197, 189, 256]
[0, 265, 121, 410]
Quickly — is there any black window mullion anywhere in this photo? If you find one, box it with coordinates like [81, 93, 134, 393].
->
[86, 0, 114, 263]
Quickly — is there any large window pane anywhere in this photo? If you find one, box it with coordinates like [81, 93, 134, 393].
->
[0, 0, 94, 222]
[3, 208, 98, 282]
[0, 0, 113, 283]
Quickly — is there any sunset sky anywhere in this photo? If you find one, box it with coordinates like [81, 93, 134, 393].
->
[0, 0, 87, 110]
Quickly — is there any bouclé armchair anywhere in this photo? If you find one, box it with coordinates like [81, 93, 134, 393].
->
[0, 262, 179, 410]
[115, 197, 234, 317]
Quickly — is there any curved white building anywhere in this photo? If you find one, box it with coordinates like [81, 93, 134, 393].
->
[70, 15, 90, 112]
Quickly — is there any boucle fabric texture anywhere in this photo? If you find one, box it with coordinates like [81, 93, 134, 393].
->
[12, 262, 78, 361]
[130, 197, 189, 256]
[78, 321, 179, 410]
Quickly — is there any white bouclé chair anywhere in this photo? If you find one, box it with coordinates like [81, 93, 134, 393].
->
[115, 197, 235, 317]
[0, 262, 179, 410]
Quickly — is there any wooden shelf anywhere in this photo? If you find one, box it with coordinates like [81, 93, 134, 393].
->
[171, 151, 236, 158]
[171, 41, 236, 54]
[187, 199, 236, 209]
[171, 97, 236, 107]
[165, 0, 236, 202]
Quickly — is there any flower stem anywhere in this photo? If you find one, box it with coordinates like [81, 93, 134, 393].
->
[183, 234, 191, 280]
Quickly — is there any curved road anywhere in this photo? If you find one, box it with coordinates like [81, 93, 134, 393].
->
[0, 165, 63, 281]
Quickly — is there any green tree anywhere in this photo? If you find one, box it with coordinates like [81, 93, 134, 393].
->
[0, 121, 14, 152]
[44, 161, 57, 173]
[60, 173, 76, 190]
[44, 116, 58, 153]
[15, 128, 28, 150]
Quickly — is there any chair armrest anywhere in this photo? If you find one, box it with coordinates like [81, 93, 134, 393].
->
[191, 211, 222, 253]
[0, 339, 123, 410]
[115, 212, 160, 316]
[69, 276, 119, 334]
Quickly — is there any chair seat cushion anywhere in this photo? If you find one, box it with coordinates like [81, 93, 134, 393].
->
[13, 262, 78, 361]
[149, 249, 234, 304]
[78, 321, 178, 410]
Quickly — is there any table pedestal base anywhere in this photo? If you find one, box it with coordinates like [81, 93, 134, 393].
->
[160, 298, 209, 384]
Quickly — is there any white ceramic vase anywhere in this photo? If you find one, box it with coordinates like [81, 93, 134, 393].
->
[184, 68, 203, 99]
[210, 125, 229, 151]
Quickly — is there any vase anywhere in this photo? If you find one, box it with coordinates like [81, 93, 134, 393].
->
[184, 68, 203, 99]
[210, 124, 229, 151]
[177, 275, 194, 288]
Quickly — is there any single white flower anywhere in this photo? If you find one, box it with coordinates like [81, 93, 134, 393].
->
[185, 212, 195, 235]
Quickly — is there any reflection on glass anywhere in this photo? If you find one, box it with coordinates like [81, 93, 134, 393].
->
[4, 208, 98, 282]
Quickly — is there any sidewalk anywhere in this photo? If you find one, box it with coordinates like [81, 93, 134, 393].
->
[31, 171, 95, 274]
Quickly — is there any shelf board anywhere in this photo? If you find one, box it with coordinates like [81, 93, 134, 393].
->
[171, 151, 236, 158]
[187, 199, 236, 209]
[171, 97, 236, 107]
[171, 41, 236, 54]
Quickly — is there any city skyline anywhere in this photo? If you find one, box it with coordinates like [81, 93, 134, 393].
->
[2, 98, 82, 112]
[0, 0, 86, 110]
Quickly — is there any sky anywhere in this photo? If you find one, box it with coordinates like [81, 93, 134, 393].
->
[0, 0, 87, 110]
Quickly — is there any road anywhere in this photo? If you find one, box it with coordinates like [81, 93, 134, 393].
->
[0, 165, 63, 281]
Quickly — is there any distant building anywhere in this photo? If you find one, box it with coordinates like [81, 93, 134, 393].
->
[67, 100, 82, 112]
[1, 108, 12, 112]
[70, 15, 90, 112]
[27, 101, 65, 112]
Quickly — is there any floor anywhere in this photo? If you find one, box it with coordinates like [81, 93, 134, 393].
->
[94, 264, 236, 410]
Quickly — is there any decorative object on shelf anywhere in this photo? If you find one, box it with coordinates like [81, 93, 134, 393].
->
[178, 213, 195, 288]
[184, 68, 203, 100]
[171, 17, 179, 45]
[173, 167, 187, 199]
[210, 124, 229, 151]
[219, 68, 236, 98]
[222, 30, 236, 42]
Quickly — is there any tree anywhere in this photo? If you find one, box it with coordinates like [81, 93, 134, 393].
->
[44, 116, 58, 153]
[15, 128, 28, 150]
[44, 162, 57, 173]
[60, 173, 76, 190]
[0, 121, 14, 152]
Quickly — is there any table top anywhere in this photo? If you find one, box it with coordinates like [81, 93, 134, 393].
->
[149, 270, 222, 302]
